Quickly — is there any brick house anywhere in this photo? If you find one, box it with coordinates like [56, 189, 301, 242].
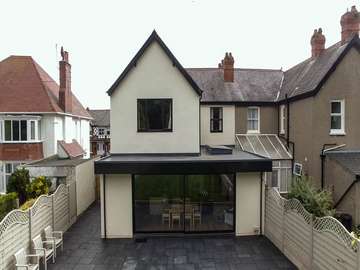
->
[88, 109, 110, 156]
[0, 48, 92, 193]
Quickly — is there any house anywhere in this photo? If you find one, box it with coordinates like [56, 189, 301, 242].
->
[94, 30, 287, 238]
[88, 109, 110, 156]
[0, 48, 92, 193]
[96, 5, 360, 237]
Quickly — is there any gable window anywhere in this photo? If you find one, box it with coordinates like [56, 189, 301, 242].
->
[210, 107, 223, 132]
[330, 100, 345, 135]
[247, 107, 260, 133]
[280, 105, 286, 134]
[137, 99, 172, 132]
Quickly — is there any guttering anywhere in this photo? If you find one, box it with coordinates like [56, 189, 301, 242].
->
[334, 175, 360, 208]
[103, 174, 107, 239]
[260, 172, 263, 235]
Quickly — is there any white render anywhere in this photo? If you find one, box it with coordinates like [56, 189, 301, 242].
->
[200, 105, 235, 146]
[236, 172, 263, 236]
[110, 41, 200, 154]
[101, 174, 133, 238]
[75, 159, 95, 216]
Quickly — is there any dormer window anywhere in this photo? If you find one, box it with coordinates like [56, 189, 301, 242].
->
[330, 100, 345, 135]
[137, 99, 172, 132]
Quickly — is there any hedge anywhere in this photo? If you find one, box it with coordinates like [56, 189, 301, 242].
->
[0, 192, 18, 220]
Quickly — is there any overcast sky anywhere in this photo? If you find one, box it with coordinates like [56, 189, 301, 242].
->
[0, 0, 357, 109]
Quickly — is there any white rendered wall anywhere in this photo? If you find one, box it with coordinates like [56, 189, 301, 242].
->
[41, 115, 64, 157]
[75, 159, 95, 215]
[80, 119, 90, 158]
[236, 172, 263, 236]
[102, 174, 133, 238]
[110, 41, 200, 154]
[200, 105, 235, 146]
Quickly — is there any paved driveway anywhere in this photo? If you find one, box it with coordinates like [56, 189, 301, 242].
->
[49, 203, 296, 270]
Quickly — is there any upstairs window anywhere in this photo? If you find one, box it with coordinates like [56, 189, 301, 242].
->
[247, 107, 260, 133]
[280, 105, 286, 134]
[330, 100, 345, 135]
[210, 107, 223, 132]
[2, 119, 40, 142]
[137, 99, 172, 132]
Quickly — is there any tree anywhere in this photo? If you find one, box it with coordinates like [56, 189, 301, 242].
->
[7, 168, 30, 205]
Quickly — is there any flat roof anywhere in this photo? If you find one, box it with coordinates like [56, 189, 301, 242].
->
[95, 148, 272, 174]
[26, 155, 91, 167]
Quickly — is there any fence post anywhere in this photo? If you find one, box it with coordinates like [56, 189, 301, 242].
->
[281, 199, 285, 252]
[51, 195, 55, 230]
[310, 215, 314, 270]
[67, 184, 71, 228]
[28, 208, 32, 250]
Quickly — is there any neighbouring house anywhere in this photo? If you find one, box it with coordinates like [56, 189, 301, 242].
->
[88, 109, 110, 156]
[0, 48, 92, 193]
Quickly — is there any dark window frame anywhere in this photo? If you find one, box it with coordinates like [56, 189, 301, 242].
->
[210, 107, 223, 133]
[137, 98, 173, 133]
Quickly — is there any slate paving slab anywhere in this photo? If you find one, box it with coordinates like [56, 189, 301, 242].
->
[48, 203, 297, 270]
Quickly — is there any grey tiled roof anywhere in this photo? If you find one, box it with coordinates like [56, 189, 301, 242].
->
[89, 109, 110, 127]
[279, 41, 349, 100]
[187, 68, 283, 103]
[326, 150, 360, 176]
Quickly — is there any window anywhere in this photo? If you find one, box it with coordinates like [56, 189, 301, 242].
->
[280, 105, 286, 134]
[2, 119, 40, 142]
[137, 99, 172, 132]
[330, 100, 345, 134]
[247, 107, 260, 133]
[98, 128, 105, 136]
[210, 107, 223, 132]
[267, 161, 292, 193]
[1, 162, 24, 193]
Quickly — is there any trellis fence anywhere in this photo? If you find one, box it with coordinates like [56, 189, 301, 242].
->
[265, 187, 360, 270]
[0, 184, 71, 270]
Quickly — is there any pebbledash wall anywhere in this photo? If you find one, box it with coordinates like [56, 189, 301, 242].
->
[110, 41, 200, 154]
[99, 173, 264, 238]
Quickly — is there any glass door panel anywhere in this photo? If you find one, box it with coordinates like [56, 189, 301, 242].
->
[133, 175, 184, 232]
[184, 174, 235, 232]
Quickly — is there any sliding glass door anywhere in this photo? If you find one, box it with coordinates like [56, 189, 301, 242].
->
[133, 174, 235, 233]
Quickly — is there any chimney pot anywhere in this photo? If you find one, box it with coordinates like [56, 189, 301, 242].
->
[341, 5, 360, 44]
[311, 27, 326, 58]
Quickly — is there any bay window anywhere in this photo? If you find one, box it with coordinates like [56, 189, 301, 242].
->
[0, 162, 24, 193]
[0, 118, 41, 142]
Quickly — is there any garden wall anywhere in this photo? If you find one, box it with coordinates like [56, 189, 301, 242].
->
[0, 184, 70, 270]
[265, 187, 360, 270]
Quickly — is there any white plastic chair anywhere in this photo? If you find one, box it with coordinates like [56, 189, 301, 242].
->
[32, 234, 55, 270]
[14, 248, 40, 270]
[44, 225, 63, 258]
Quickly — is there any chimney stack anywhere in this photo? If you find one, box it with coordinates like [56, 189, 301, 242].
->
[219, 52, 234, 82]
[311, 28, 326, 58]
[59, 47, 72, 113]
[341, 6, 360, 44]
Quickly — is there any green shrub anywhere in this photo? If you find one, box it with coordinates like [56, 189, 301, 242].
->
[20, 198, 37, 211]
[26, 176, 52, 199]
[7, 168, 30, 205]
[0, 192, 18, 220]
[288, 176, 335, 217]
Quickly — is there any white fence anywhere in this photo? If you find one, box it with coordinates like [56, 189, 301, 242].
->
[265, 187, 360, 270]
[0, 184, 71, 270]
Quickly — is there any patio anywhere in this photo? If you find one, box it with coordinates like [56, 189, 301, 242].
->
[48, 203, 296, 270]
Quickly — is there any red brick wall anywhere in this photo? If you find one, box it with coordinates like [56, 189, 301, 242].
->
[0, 143, 43, 161]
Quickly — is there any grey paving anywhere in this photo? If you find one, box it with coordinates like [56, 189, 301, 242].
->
[48, 203, 296, 270]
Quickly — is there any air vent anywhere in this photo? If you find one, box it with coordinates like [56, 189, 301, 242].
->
[206, 145, 233, 155]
